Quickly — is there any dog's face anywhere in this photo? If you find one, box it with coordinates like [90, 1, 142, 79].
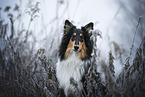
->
[63, 20, 93, 59]
[70, 29, 84, 52]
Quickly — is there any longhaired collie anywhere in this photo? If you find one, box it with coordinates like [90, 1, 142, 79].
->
[56, 20, 93, 96]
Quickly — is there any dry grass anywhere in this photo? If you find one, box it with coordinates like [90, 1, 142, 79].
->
[0, 2, 145, 97]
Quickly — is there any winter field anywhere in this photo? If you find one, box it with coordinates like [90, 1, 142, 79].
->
[0, 0, 145, 97]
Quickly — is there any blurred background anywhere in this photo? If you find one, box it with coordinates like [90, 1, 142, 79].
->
[0, 0, 145, 96]
[1, 0, 144, 76]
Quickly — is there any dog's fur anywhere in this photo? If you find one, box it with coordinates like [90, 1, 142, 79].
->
[56, 20, 93, 96]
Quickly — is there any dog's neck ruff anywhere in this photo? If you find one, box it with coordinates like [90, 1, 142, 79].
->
[56, 51, 85, 96]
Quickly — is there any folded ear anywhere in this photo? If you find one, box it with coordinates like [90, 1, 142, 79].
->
[82, 22, 94, 32]
[64, 20, 74, 34]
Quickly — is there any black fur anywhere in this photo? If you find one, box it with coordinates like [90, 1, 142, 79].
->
[58, 20, 94, 96]
[59, 27, 75, 61]
[82, 27, 93, 60]
[58, 25, 93, 61]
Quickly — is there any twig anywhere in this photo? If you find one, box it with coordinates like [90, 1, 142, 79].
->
[129, 16, 142, 58]
[124, 16, 142, 69]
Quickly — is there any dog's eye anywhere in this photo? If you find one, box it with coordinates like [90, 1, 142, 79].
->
[80, 34, 83, 39]
[73, 33, 76, 37]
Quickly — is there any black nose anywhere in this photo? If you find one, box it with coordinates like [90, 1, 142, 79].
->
[74, 46, 79, 51]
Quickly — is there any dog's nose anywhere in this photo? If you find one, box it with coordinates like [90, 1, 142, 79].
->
[74, 46, 79, 51]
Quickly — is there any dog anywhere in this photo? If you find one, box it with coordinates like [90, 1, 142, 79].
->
[56, 20, 93, 96]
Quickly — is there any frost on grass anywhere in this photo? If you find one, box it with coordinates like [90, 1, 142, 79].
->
[1, 23, 145, 97]
[101, 37, 145, 97]
[0, 2, 145, 97]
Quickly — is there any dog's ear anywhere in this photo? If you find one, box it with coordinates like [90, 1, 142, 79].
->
[64, 20, 74, 34]
[82, 22, 94, 36]
[83, 22, 94, 32]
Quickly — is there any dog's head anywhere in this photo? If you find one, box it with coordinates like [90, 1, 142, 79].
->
[59, 20, 93, 60]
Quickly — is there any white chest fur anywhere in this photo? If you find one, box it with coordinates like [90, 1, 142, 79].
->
[56, 52, 85, 96]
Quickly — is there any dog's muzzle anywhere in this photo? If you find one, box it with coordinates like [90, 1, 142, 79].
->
[74, 45, 79, 52]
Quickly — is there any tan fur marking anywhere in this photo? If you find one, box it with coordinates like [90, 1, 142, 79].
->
[73, 33, 76, 36]
[79, 40, 87, 59]
[80, 34, 83, 36]
[65, 39, 75, 59]
[65, 38, 87, 59]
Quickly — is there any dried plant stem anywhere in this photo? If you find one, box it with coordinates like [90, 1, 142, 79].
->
[130, 16, 142, 57]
